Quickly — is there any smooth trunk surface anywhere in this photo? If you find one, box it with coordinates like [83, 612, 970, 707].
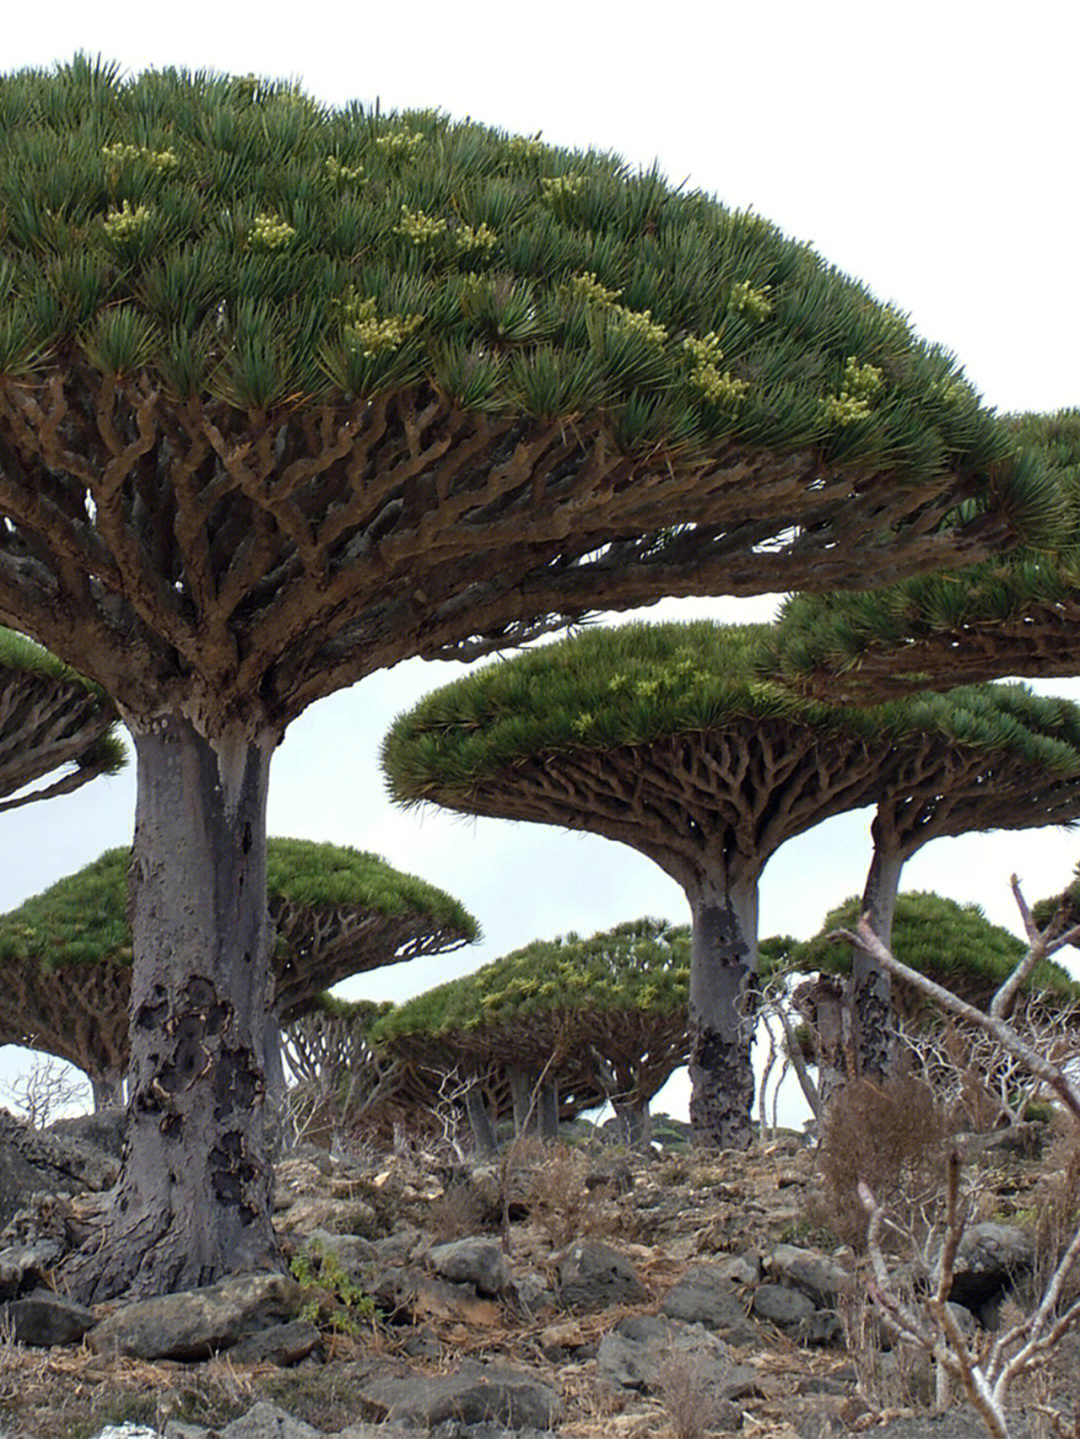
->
[67, 716, 281, 1301]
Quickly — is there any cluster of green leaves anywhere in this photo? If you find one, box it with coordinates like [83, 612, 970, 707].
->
[290, 1239, 377, 1336]
[776, 890, 1079, 1004]
[764, 411, 1080, 692]
[0, 628, 126, 779]
[372, 917, 689, 1042]
[0, 838, 476, 970]
[266, 838, 477, 940]
[382, 620, 1080, 806]
[0, 55, 1025, 483]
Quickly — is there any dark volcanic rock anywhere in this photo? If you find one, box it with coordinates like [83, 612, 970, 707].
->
[88, 1273, 302, 1360]
[661, 1262, 760, 1344]
[4, 1287, 95, 1346]
[556, 1239, 647, 1310]
[358, 1358, 562, 1430]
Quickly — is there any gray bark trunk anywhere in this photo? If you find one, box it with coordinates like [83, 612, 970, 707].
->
[612, 1099, 651, 1149]
[508, 1066, 536, 1135]
[537, 1081, 559, 1142]
[65, 715, 282, 1302]
[90, 1071, 125, 1112]
[464, 1082, 497, 1157]
[849, 838, 904, 1081]
[687, 877, 759, 1150]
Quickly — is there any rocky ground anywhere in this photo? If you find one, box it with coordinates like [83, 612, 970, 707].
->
[0, 1109, 1074, 1439]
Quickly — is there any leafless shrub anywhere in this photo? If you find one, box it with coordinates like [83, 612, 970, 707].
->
[526, 1143, 605, 1250]
[836, 878, 1080, 1439]
[426, 1180, 485, 1243]
[817, 1072, 950, 1248]
[1, 1054, 90, 1128]
[656, 1352, 724, 1439]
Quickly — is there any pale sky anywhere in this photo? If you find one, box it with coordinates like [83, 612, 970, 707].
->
[1, 3, 1077, 1115]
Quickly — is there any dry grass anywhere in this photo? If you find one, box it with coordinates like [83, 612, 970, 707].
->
[814, 1074, 950, 1248]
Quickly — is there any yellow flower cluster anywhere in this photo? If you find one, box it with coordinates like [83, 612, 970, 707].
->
[931, 376, 975, 408]
[682, 333, 749, 405]
[250, 213, 297, 250]
[374, 130, 425, 158]
[324, 155, 364, 185]
[343, 295, 423, 357]
[102, 200, 152, 242]
[396, 206, 449, 245]
[570, 273, 667, 347]
[455, 221, 499, 253]
[507, 134, 545, 161]
[729, 280, 773, 321]
[102, 143, 179, 172]
[540, 174, 587, 202]
[570, 272, 622, 307]
[821, 356, 885, 425]
[396, 208, 499, 254]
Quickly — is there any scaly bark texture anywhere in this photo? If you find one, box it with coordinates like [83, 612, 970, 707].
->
[688, 880, 759, 1150]
[68, 715, 279, 1302]
[849, 844, 904, 1081]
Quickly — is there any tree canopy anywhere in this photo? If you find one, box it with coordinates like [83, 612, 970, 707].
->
[763, 412, 1080, 702]
[0, 628, 123, 810]
[781, 890, 1079, 1011]
[0, 57, 1058, 730]
[372, 917, 691, 1142]
[1, 55, 1055, 1298]
[0, 839, 476, 1104]
[384, 619, 1080, 1146]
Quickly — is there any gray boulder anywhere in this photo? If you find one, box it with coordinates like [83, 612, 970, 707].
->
[597, 1314, 757, 1399]
[88, 1272, 302, 1361]
[221, 1401, 321, 1439]
[3, 1287, 95, 1346]
[228, 1319, 322, 1366]
[429, 1236, 510, 1296]
[556, 1239, 647, 1310]
[766, 1243, 854, 1306]
[48, 1108, 127, 1160]
[0, 1239, 60, 1300]
[941, 1222, 1035, 1314]
[358, 1358, 562, 1430]
[660, 1262, 760, 1344]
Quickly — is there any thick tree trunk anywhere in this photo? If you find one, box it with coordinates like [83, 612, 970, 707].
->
[537, 1080, 560, 1142]
[90, 1071, 125, 1111]
[849, 840, 904, 1081]
[687, 876, 759, 1150]
[464, 1082, 497, 1157]
[508, 1066, 537, 1135]
[65, 715, 282, 1302]
[612, 1099, 651, 1149]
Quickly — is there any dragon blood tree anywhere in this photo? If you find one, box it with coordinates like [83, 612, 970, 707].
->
[0, 58, 1052, 1293]
[765, 411, 1080, 703]
[0, 629, 123, 811]
[789, 891, 1078, 1013]
[372, 917, 691, 1150]
[0, 840, 475, 1111]
[384, 622, 1066, 1147]
[835, 682, 1080, 1080]
[784, 891, 1080, 1127]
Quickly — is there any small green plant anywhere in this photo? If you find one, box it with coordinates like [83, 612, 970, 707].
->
[290, 1240, 378, 1337]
